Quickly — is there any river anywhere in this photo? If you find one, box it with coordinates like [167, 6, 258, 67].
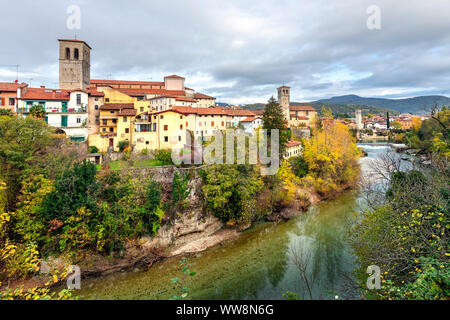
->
[74, 143, 397, 300]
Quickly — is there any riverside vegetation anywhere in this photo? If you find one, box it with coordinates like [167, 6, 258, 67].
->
[0, 100, 362, 300]
[349, 106, 449, 300]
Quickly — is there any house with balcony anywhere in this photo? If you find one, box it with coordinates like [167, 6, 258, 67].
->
[17, 86, 89, 140]
[88, 103, 136, 152]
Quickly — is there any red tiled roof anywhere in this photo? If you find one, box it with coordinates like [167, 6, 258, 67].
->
[165, 75, 185, 79]
[91, 79, 165, 86]
[194, 93, 216, 100]
[20, 88, 70, 101]
[286, 140, 302, 148]
[253, 110, 265, 115]
[175, 97, 197, 103]
[290, 105, 316, 112]
[118, 108, 137, 116]
[226, 109, 257, 117]
[99, 103, 134, 110]
[241, 116, 260, 122]
[58, 39, 92, 49]
[86, 88, 104, 97]
[120, 89, 186, 97]
[0, 82, 28, 92]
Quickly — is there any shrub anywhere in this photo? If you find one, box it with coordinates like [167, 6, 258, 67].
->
[88, 146, 99, 154]
[153, 149, 173, 165]
[118, 140, 129, 152]
[172, 172, 190, 204]
[290, 155, 308, 178]
[41, 161, 99, 221]
[201, 164, 263, 223]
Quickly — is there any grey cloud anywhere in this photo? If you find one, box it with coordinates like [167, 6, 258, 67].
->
[1, 0, 450, 102]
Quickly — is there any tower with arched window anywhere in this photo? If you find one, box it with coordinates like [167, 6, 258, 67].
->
[58, 39, 91, 90]
[277, 85, 290, 121]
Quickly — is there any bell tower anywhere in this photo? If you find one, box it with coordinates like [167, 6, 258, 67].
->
[277, 85, 290, 121]
[58, 39, 91, 90]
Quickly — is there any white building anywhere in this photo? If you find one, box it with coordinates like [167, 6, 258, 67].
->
[240, 116, 263, 134]
[17, 86, 89, 140]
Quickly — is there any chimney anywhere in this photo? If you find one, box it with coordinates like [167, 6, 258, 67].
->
[40, 85, 45, 88]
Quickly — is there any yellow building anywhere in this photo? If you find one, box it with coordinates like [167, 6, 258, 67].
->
[89, 103, 136, 152]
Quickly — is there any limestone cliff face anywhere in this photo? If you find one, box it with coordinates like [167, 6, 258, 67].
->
[74, 166, 230, 276]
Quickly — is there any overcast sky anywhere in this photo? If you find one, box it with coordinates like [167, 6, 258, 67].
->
[1, 0, 450, 104]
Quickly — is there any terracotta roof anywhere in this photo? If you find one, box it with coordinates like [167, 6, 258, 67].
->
[171, 106, 228, 115]
[86, 88, 104, 97]
[194, 93, 216, 100]
[226, 109, 257, 117]
[164, 75, 185, 79]
[99, 103, 134, 110]
[0, 82, 28, 92]
[175, 97, 197, 103]
[253, 110, 265, 115]
[241, 116, 261, 122]
[20, 88, 70, 101]
[120, 89, 186, 97]
[91, 79, 165, 86]
[58, 39, 92, 49]
[286, 140, 302, 148]
[290, 105, 316, 112]
[118, 108, 137, 116]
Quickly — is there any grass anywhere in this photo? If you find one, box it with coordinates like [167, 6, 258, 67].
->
[97, 158, 164, 170]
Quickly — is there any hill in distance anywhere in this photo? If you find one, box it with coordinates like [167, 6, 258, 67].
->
[243, 101, 397, 117]
[316, 94, 450, 114]
[242, 94, 450, 116]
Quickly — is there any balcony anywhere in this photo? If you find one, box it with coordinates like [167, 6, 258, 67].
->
[100, 132, 117, 137]
[49, 107, 87, 113]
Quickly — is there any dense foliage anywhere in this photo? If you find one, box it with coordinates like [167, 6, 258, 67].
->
[200, 164, 263, 224]
[350, 156, 449, 299]
[0, 114, 168, 299]
[302, 118, 361, 196]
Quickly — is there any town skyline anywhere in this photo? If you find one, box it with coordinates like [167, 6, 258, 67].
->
[1, 0, 450, 104]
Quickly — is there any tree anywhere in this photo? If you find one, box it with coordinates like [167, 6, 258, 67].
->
[302, 121, 360, 195]
[29, 104, 46, 119]
[262, 97, 289, 158]
[391, 121, 402, 130]
[42, 161, 99, 221]
[201, 164, 263, 223]
[0, 116, 54, 210]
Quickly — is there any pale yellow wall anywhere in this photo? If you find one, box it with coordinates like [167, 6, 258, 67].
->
[102, 88, 135, 103]
[133, 132, 158, 151]
[135, 100, 151, 114]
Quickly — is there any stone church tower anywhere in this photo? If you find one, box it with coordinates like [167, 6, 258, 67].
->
[58, 39, 91, 90]
[277, 85, 290, 121]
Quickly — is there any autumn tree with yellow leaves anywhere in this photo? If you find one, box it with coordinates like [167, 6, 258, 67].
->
[302, 115, 361, 196]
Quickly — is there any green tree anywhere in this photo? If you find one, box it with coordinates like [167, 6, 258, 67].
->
[201, 164, 263, 223]
[29, 104, 46, 119]
[0, 116, 54, 210]
[42, 161, 99, 221]
[262, 97, 289, 158]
